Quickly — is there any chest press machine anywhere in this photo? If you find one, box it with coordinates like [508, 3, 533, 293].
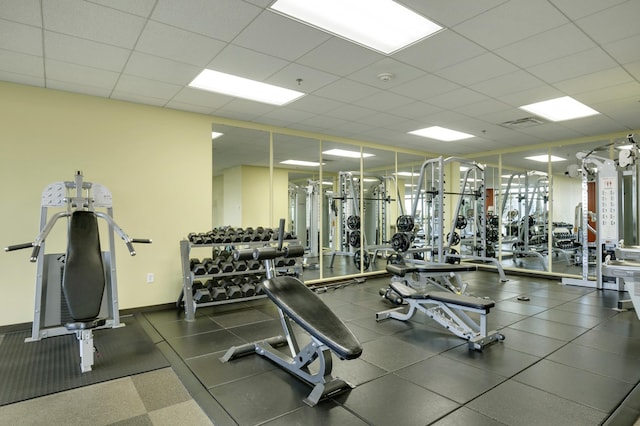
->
[221, 219, 362, 406]
[378, 263, 504, 350]
[5, 172, 151, 372]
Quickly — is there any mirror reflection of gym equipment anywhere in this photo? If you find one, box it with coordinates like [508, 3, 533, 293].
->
[5, 172, 151, 372]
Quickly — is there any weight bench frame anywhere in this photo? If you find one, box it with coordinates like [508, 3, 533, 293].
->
[377, 281, 504, 350]
[221, 232, 362, 406]
[386, 262, 476, 295]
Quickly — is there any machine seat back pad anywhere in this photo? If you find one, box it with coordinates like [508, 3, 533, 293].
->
[264, 276, 363, 360]
[62, 211, 106, 321]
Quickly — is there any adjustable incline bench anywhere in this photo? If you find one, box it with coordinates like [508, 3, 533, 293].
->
[221, 219, 362, 406]
[385, 261, 477, 295]
[378, 263, 504, 350]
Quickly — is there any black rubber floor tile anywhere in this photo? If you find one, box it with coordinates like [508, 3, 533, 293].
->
[493, 300, 548, 316]
[330, 302, 377, 321]
[486, 309, 528, 328]
[262, 401, 369, 426]
[508, 317, 588, 341]
[329, 357, 387, 387]
[441, 341, 540, 377]
[396, 355, 507, 404]
[223, 318, 284, 343]
[513, 359, 634, 413]
[573, 329, 640, 357]
[593, 312, 640, 338]
[359, 334, 435, 371]
[209, 307, 274, 328]
[334, 374, 459, 426]
[208, 369, 308, 425]
[187, 350, 276, 388]
[548, 342, 640, 384]
[533, 308, 605, 328]
[431, 406, 507, 426]
[150, 316, 222, 340]
[554, 301, 619, 318]
[467, 380, 606, 425]
[500, 327, 566, 357]
[167, 329, 244, 359]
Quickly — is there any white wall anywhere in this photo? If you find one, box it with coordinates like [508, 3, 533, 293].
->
[0, 82, 212, 326]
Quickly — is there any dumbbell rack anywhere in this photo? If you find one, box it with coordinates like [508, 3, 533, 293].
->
[179, 238, 301, 321]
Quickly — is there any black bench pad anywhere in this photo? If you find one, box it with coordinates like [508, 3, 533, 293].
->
[263, 276, 362, 360]
[386, 263, 477, 277]
[389, 282, 494, 310]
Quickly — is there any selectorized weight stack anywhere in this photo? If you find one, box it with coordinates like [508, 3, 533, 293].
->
[5, 171, 151, 372]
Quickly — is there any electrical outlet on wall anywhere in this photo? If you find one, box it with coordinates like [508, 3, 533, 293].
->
[146, 273, 154, 283]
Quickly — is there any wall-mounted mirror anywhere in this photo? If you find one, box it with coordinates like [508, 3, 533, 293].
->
[212, 124, 270, 227]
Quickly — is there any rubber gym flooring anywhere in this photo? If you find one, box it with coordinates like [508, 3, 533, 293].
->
[2, 271, 640, 425]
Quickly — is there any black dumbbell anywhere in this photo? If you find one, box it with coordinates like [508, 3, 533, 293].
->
[190, 258, 206, 275]
[225, 280, 242, 299]
[241, 282, 256, 297]
[234, 261, 248, 271]
[247, 259, 260, 270]
[254, 282, 265, 295]
[274, 257, 286, 267]
[219, 260, 234, 273]
[192, 281, 212, 303]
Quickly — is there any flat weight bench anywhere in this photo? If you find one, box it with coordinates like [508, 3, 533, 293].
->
[386, 262, 477, 295]
[377, 281, 504, 351]
[221, 236, 362, 406]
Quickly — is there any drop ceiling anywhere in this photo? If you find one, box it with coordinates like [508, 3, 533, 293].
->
[1, 0, 639, 156]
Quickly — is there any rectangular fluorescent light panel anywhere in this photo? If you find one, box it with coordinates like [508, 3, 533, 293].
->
[211, 132, 224, 140]
[519, 96, 599, 122]
[270, 0, 443, 55]
[396, 171, 419, 177]
[322, 149, 374, 158]
[525, 155, 566, 162]
[409, 126, 475, 141]
[189, 69, 305, 106]
[281, 159, 322, 167]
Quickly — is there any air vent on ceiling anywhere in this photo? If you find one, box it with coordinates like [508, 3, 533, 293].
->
[500, 117, 546, 128]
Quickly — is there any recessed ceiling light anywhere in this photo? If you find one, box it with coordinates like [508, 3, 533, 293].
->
[396, 171, 419, 177]
[189, 69, 305, 106]
[322, 149, 374, 158]
[525, 155, 566, 162]
[519, 96, 599, 122]
[409, 126, 475, 141]
[281, 159, 322, 167]
[270, 0, 443, 55]
[211, 131, 224, 140]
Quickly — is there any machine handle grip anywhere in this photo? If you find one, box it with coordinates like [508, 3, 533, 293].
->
[5, 242, 33, 252]
[131, 238, 152, 244]
[30, 245, 41, 262]
[126, 241, 136, 256]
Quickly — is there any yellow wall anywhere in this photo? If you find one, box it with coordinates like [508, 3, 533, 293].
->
[0, 82, 212, 326]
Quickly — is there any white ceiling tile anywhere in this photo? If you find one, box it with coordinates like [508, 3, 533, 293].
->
[356, 112, 412, 128]
[453, 0, 568, 50]
[86, 0, 156, 17]
[124, 52, 201, 85]
[627, 60, 640, 81]
[352, 91, 415, 112]
[0, 69, 43, 86]
[171, 87, 233, 109]
[113, 74, 182, 100]
[604, 34, 640, 65]
[425, 88, 488, 110]
[433, 53, 518, 86]
[575, 1, 640, 45]
[136, 21, 225, 67]
[456, 98, 512, 118]
[497, 85, 565, 108]
[164, 100, 214, 115]
[214, 98, 277, 120]
[323, 104, 376, 122]
[0, 0, 41, 26]
[47, 78, 112, 97]
[559, 114, 632, 136]
[332, 121, 375, 136]
[399, 0, 509, 27]
[391, 101, 442, 120]
[45, 59, 119, 89]
[286, 94, 344, 115]
[0, 48, 43, 77]
[393, 30, 485, 73]
[299, 114, 349, 130]
[258, 107, 316, 123]
[313, 79, 379, 103]
[296, 37, 382, 77]
[347, 58, 425, 89]
[470, 71, 545, 98]
[390, 74, 460, 100]
[581, 82, 640, 106]
[43, 0, 146, 48]
[44, 31, 129, 72]
[110, 91, 167, 106]
[527, 48, 619, 84]
[152, 0, 261, 41]
[233, 10, 330, 61]
[0, 19, 42, 56]
[554, 67, 635, 96]
[549, 0, 627, 20]
[266, 63, 339, 93]
[495, 24, 597, 69]
[206, 44, 289, 81]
